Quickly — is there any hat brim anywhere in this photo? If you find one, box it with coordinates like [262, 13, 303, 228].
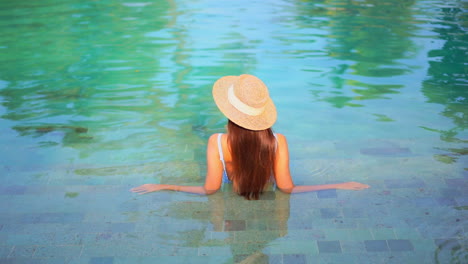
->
[212, 75, 277, 131]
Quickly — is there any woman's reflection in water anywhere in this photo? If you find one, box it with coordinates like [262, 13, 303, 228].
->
[208, 184, 290, 263]
[156, 184, 290, 263]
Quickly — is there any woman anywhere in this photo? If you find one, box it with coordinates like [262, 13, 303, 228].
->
[131, 74, 369, 199]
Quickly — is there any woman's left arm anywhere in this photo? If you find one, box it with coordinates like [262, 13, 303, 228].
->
[130, 134, 223, 195]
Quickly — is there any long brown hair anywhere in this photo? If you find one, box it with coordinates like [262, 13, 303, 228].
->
[227, 120, 276, 200]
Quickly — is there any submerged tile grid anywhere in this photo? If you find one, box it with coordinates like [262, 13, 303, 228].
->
[0, 156, 467, 263]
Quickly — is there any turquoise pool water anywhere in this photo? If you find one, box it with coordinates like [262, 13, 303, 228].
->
[0, 0, 466, 263]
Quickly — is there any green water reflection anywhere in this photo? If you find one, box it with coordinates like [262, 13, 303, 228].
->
[0, 0, 466, 166]
[421, 1, 468, 164]
[306, 0, 417, 108]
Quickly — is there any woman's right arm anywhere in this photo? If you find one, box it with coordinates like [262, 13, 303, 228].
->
[130, 134, 222, 195]
[273, 134, 369, 194]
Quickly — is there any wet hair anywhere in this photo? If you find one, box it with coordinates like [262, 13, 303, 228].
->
[227, 120, 276, 200]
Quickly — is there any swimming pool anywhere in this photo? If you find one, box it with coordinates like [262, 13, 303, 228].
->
[0, 0, 466, 263]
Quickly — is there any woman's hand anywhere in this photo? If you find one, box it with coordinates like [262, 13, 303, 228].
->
[130, 184, 168, 194]
[336, 182, 370, 190]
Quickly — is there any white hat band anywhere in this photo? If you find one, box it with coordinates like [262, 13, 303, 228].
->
[228, 85, 265, 116]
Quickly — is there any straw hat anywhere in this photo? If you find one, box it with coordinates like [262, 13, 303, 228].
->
[212, 74, 277, 131]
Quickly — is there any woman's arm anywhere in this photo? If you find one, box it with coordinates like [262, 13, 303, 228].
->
[273, 134, 369, 194]
[278, 182, 370, 194]
[130, 184, 218, 195]
[130, 134, 223, 195]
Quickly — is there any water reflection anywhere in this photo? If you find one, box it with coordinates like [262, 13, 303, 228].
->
[0, 0, 465, 168]
[0, 1, 190, 163]
[420, 1, 468, 164]
[154, 189, 290, 263]
[297, 0, 417, 108]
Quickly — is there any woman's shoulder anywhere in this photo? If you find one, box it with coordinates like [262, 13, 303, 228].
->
[206, 134, 223, 156]
[274, 133, 287, 141]
[208, 133, 223, 140]
[208, 133, 225, 147]
[208, 133, 219, 142]
[208, 132, 286, 142]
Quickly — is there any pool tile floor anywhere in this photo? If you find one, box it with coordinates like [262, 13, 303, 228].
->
[0, 153, 467, 264]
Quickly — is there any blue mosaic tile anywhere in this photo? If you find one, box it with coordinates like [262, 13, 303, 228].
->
[267, 254, 283, 264]
[439, 188, 462, 198]
[17, 213, 84, 224]
[90, 257, 114, 264]
[34, 245, 83, 258]
[283, 254, 307, 263]
[318, 253, 363, 264]
[36, 213, 84, 224]
[463, 170, 468, 178]
[445, 178, 468, 189]
[9, 245, 36, 257]
[333, 219, 358, 229]
[418, 225, 464, 239]
[384, 179, 426, 188]
[435, 197, 458, 206]
[317, 190, 337, 199]
[360, 147, 411, 156]
[118, 201, 139, 211]
[18, 214, 38, 224]
[340, 241, 366, 253]
[54, 232, 86, 245]
[324, 228, 351, 240]
[387, 239, 414, 251]
[342, 208, 366, 218]
[455, 196, 468, 207]
[412, 197, 437, 207]
[347, 229, 374, 241]
[113, 256, 225, 264]
[370, 228, 396, 240]
[0, 246, 12, 257]
[320, 208, 341, 219]
[81, 243, 154, 257]
[409, 239, 437, 252]
[0, 234, 8, 245]
[317, 241, 342, 253]
[94, 233, 114, 242]
[7, 233, 55, 245]
[0, 185, 27, 195]
[364, 240, 389, 252]
[287, 219, 314, 230]
[0, 258, 72, 264]
[67, 257, 92, 264]
[1, 223, 26, 233]
[66, 223, 135, 233]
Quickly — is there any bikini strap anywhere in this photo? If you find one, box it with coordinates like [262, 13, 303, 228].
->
[217, 133, 227, 172]
[274, 133, 278, 151]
